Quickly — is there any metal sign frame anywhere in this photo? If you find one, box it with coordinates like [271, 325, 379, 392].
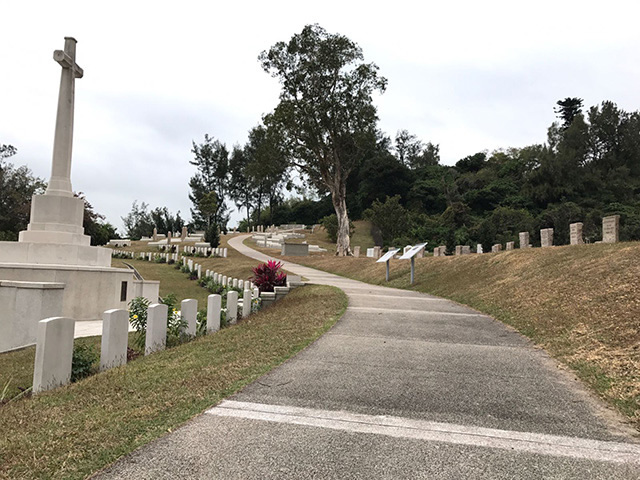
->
[398, 243, 427, 284]
[376, 249, 400, 282]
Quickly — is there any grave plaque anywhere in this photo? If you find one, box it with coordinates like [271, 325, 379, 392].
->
[540, 228, 554, 248]
[492, 244, 502, 253]
[461, 246, 471, 255]
[477, 244, 483, 254]
[570, 222, 584, 245]
[602, 215, 620, 243]
[455, 246, 463, 256]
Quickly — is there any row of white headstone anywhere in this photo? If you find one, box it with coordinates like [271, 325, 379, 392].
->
[179, 246, 228, 257]
[32, 287, 259, 395]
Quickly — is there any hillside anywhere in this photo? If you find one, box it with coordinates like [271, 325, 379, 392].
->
[272, 241, 640, 430]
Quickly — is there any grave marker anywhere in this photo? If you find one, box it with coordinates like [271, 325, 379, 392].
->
[100, 309, 128, 371]
[181, 299, 197, 337]
[145, 303, 167, 355]
[32, 317, 74, 393]
[242, 289, 251, 318]
[540, 228, 554, 248]
[570, 223, 584, 245]
[602, 215, 620, 243]
[207, 294, 221, 332]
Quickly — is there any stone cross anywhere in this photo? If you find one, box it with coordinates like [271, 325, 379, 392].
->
[46, 37, 84, 197]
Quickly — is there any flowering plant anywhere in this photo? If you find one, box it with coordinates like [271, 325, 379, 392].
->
[251, 260, 287, 293]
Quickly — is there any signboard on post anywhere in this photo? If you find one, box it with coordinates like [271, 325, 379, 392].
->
[376, 249, 400, 282]
[398, 243, 427, 284]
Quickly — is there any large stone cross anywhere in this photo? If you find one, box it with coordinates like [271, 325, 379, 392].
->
[46, 37, 83, 197]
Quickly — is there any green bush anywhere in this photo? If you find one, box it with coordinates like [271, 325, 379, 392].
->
[71, 343, 99, 382]
[205, 223, 220, 248]
[320, 214, 355, 243]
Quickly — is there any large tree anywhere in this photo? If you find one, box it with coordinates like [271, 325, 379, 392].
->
[259, 24, 387, 255]
[189, 135, 230, 230]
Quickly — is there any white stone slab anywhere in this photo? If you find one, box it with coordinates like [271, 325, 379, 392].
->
[33, 317, 75, 394]
[227, 290, 238, 324]
[242, 289, 251, 318]
[145, 303, 167, 355]
[207, 294, 221, 333]
[100, 309, 129, 371]
[181, 299, 198, 337]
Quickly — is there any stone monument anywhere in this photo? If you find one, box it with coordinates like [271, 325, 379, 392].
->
[602, 215, 620, 243]
[519, 232, 530, 249]
[570, 223, 584, 245]
[0, 38, 134, 352]
[540, 228, 554, 248]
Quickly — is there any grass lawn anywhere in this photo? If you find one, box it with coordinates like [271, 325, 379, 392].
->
[259, 240, 640, 432]
[0, 285, 347, 479]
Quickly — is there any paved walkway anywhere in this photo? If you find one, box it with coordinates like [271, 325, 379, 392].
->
[97, 236, 640, 479]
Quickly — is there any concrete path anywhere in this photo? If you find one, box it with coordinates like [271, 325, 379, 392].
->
[96, 236, 639, 479]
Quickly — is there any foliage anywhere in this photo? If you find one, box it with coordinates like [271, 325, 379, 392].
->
[251, 260, 287, 292]
[363, 195, 409, 246]
[128, 296, 151, 350]
[0, 146, 46, 240]
[121, 201, 154, 240]
[71, 343, 98, 382]
[189, 135, 230, 231]
[204, 222, 220, 248]
[260, 24, 386, 255]
[160, 294, 190, 347]
[320, 214, 355, 243]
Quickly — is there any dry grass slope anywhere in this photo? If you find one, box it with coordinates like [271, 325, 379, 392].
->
[271, 242, 640, 431]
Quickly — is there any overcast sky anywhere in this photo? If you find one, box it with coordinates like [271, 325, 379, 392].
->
[2, 1, 639, 234]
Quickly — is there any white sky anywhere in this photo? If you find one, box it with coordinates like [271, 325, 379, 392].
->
[2, 1, 639, 233]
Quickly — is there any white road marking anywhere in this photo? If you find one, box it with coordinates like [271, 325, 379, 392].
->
[207, 401, 640, 465]
[348, 293, 443, 301]
[349, 306, 487, 317]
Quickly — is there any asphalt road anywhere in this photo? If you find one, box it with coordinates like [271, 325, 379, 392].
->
[94, 236, 640, 479]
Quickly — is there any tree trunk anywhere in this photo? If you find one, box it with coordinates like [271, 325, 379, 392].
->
[331, 183, 351, 256]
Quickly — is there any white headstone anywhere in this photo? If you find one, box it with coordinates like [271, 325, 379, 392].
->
[181, 299, 198, 337]
[145, 303, 167, 355]
[207, 294, 221, 333]
[227, 291, 238, 324]
[32, 317, 74, 394]
[242, 289, 251, 318]
[100, 309, 128, 371]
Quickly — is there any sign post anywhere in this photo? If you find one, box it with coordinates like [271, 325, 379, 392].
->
[376, 249, 400, 282]
[398, 243, 428, 285]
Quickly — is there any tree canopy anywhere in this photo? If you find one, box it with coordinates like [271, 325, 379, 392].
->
[259, 24, 387, 255]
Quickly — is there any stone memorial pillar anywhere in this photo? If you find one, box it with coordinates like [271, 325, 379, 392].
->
[455, 246, 462, 255]
[540, 228, 554, 247]
[519, 232, 530, 248]
[477, 244, 483, 254]
[492, 244, 502, 253]
[602, 215, 620, 243]
[462, 246, 471, 255]
[570, 223, 584, 245]
[181, 226, 188, 241]
[506, 241, 514, 251]
[152, 228, 158, 242]
[353, 246, 360, 258]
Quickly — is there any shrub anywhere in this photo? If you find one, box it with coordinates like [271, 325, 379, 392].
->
[71, 343, 98, 382]
[129, 296, 151, 350]
[252, 260, 287, 292]
[154, 256, 166, 263]
[320, 214, 355, 243]
[205, 223, 220, 248]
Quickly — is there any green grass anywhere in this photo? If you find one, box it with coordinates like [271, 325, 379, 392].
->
[0, 285, 347, 479]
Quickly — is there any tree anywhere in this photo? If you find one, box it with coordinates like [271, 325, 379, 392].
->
[259, 24, 387, 255]
[394, 130, 423, 167]
[121, 201, 154, 240]
[189, 135, 230, 230]
[229, 144, 256, 230]
[78, 193, 118, 245]
[149, 207, 184, 235]
[363, 195, 409, 246]
[555, 97, 583, 129]
[0, 146, 46, 240]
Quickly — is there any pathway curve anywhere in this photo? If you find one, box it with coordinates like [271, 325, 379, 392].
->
[97, 235, 640, 479]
